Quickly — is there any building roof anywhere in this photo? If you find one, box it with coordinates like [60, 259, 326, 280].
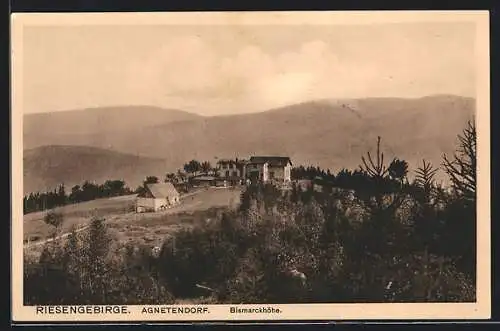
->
[191, 175, 216, 181]
[217, 158, 248, 165]
[249, 156, 292, 167]
[145, 182, 179, 198]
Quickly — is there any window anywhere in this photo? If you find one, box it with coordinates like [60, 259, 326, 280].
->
[269, 171, 275, 179]
[225, 171, 230, 177]
[233, 171, 238, 177]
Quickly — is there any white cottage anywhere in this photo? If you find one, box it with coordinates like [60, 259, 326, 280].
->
[136, 182, 180, 213]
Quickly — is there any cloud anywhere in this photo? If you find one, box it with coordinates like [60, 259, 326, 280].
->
[122, 33, 474, 114]
[124, 37, 370, 112]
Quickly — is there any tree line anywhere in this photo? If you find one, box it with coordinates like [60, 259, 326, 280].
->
[23, 158, 217, 215]
[291, 154, 414, 192]
[291, 165, 335, 182]
[164, 160, 215, 185]
[23, 180, 132, 214]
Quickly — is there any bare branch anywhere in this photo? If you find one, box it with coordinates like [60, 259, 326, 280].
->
[442, 122, 476, 199]
[360, 136, 391, 178]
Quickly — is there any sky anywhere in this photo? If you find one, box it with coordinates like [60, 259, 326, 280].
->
[21, 22, 476, 116]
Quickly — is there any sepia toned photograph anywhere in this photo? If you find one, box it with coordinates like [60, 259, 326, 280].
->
[11, 11, 490, 321]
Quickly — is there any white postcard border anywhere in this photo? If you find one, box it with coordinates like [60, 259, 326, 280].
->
[11, 10, 491, 322]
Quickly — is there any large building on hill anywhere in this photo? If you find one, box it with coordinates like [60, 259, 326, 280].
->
[247, 156, 292, 184]
[216, 158, 248, 185]
[136, 182, 180, 213]
[216, 155, 292, 185]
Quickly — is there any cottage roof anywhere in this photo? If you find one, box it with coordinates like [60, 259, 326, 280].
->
[145, 182, 179, 198]
[249, 156, 292, 167]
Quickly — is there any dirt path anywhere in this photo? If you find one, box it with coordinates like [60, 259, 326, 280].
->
[24, 213, 125, 248]
[23, 190, 205, 249]
[25, 224, 89, 248]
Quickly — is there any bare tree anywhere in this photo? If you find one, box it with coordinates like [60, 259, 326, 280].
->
[360, 136, 389, 179]
[443, 120, 476, 201]
[359, 136, 408, 211]
[350, 137, 414, 263]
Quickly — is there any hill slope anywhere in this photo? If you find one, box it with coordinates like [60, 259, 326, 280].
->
[24, 106, 201, 138]
[23, 145, 169, 194]
[23, 95, 476, 190]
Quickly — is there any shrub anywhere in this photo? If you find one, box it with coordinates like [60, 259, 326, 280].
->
[24, 218, 174, 305]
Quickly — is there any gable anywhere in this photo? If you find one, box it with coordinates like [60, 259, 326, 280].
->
[137, 187, 154, 198]
[249, 156, 292, 167]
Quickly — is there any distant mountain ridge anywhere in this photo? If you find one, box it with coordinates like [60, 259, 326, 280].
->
[23, 95, 475, 193]
[24, 105, 201, 137]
